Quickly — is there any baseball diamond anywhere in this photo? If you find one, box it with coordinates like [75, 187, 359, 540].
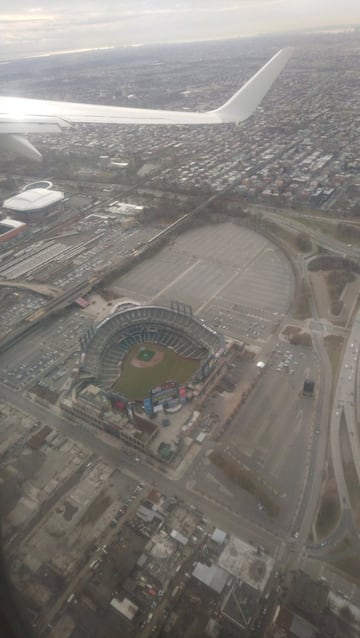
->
[80, 304, 225, 403]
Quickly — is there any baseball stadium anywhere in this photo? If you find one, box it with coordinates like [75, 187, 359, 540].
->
[79, 303, 225, 416]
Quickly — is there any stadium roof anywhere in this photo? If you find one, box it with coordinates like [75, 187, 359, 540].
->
[3, 188, 64, 211]
[23, 180, 53, 191]
[0, 217, 26, 230]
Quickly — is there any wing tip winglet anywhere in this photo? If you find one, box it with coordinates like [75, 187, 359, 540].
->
[0, 134, 42, 162]
[212, 46, 294, 123]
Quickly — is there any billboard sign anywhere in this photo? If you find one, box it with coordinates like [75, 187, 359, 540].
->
[151, 381, 179, 407]
[179, 385, 186, 404]
[151, 381, 177, 396]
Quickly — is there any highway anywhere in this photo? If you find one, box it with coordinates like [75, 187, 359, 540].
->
[248, 203, 360, 261]
[0, 280, 61, 297]
[323, 308, 360, 537]
[340, 313, 360, 485]
[319, 308, 360, 527]
[291, 328, 331, 541]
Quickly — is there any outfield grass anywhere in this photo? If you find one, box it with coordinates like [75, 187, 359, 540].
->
[113, 343, 200, 400]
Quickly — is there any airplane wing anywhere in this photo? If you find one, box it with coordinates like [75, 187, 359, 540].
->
[0, 47, 293, 161]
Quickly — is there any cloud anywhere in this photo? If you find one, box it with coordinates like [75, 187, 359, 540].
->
[0, 0, 359, 59]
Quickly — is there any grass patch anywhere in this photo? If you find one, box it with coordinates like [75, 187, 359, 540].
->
[295, 232, 312, 253]
[79, 489, 111, 526]
[295, 216, 337, 236]
[265, 221, 296, 245]
[323, 335, 344, 378]
[293, 216, 360, 248]
[336, 222, 360, 246]
[209, 449, 279, 518]
[293, 281, 312, 319]
[265, 218, 314, 253]
[332, 556, 360, 584]
[282, 326, 312, 346]
[343, 457, 360, 513]
[326, 270, 356, 315]
[316, 244, 330, 254]
[339, 604, 355, 622]
[315, 495, 340, 538]
[327, 536, 353, 555]
[308, 255, 360, 274]
[113, 343, 199, 400]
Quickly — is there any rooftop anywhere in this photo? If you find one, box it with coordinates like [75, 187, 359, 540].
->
[192, 561, 230, 594]
[110, 596, 138, 621]
[222, 580, 260, 630]
[218, 536, 274, 592]
[0, 217, 27, 231]
[170, 529, 188, 546]
[211, 528, 227, 545]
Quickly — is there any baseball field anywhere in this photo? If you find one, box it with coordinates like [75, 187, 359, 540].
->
[112, 343, 200, 400]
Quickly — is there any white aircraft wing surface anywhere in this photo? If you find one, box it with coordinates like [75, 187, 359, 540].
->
[0, 47, 293, 160]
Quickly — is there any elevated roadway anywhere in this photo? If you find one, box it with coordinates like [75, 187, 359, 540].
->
[336, 311, 360, 488]
[0, 277, 98, 354]
[0, 279, 61, 297]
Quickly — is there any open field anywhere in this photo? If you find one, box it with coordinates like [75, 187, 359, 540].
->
[112, 343, 199, 400]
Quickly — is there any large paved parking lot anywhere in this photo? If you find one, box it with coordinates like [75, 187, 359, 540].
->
[112, 222, 295, 341]
[187, 341, 317, 536]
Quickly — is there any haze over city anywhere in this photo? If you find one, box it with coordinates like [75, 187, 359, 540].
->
[0, 0, 359, 59]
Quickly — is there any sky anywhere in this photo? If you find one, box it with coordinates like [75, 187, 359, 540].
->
[0, 0, 359, 60]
